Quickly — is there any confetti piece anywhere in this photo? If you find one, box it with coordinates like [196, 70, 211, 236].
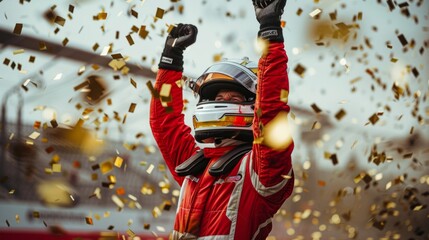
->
[309, 9, 322, 18]
[52, 163, 61, 172]
[162, 201, 172, 211]
[3, 58, 10, 66]
[69, 5, 74, 13]
[397, 34, 408, 46]
[13, 23, 23, 35]
[130, 78, 137, 88]
[128, 103, 136, 113]
[280, 89, 289, 103]
[54, 16, 66, 26]
[146, 164, 155, 174]
[85, 217, 93, 225]
[126, 229, 136, 238]
[33, 211, 40, 218]
[310, 103, 322, 114]
[15, 215, 20, 223]
[293, 64, 306, 77]
[13, 49, 24, 55]
[112, 195, 124, 208]
[116, 187, 125, 195]
[100, 46, 110, 56]
[114, 156, 123, 168]
[28, 131, 40, 140]
[53, 73, 62, 81]
[329, 11, 337, 21]
[368, 113, 379, 125]
[131, 9, 138, 18]
[152, 206, 161, 218]
[111, 53, 124, 59]
[39, 41, 47, 51]
[94, 11, 107, 20]
[100, 161, 113, 174]
[155, 8, 165, 19]
[139, 25, 149, 39]
[146, 81, 159, 98]
[62, 38, 69, 46]
[126, 34, 134, 46]
[6, 220, 10, 227]
[334, 109, 346, 121]
[261, 111, 292, 150]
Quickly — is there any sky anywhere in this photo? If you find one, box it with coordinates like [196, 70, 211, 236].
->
[0, 0, 428, 168]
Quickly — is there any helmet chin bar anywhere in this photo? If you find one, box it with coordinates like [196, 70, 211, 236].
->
[195, 129, 254, 143]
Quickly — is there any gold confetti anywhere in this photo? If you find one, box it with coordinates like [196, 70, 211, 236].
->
[139, 25, 149, 39]
[152, 206, 162, 218]
[28, 131, 40, 140]
[114, 156, 123, 168]
[100, 46, 110, 56]
[310, 103, 322, 114]
[155, 8, 165, 19]
[127, 229, 136, 238]
[309, 9, 322, 18]
[334, 109, 346, 121]
[15, 215, 20, 223]
[146, 81, 159, 98]
[131, 9, 138, 18]
[100, 160, 113, 174]
[33, 211, 40, 218]
[13, 49, 24, 55]
[62, 38, 69, 46]
[128, 103, 136, 113]
[130, 78, 137, 88]
[13, 23, 23, 35]
[111, 53, 123, 59]
[111, 195, 125, 208]
[85, 217, 93, 225]
[126, 34, 134, 46]
[160, 83, 172, 98]
[94, 11, 108, 20]
[368, 113, 379, 125]
[280, 89, 289, 103]
[146, 164, 155, 174]
[54, 16, 66, 26]
[68, 4, 74, 13]
[397, 34, 408, 46]
[293, 64, 306, 77]
[261, 111, 292, 150]
[39, 41, 47, 51]
[52, 163, 61, 172]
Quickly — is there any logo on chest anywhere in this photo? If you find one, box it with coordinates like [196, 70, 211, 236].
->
[214, 173, 242, 185]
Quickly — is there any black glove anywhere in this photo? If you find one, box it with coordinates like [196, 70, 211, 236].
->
[158, 23, 198, 71]
[253, 0, 286, 42]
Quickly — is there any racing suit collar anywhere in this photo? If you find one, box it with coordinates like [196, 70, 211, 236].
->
[202, 138, 247, 158]
[203, 145, 236, 158]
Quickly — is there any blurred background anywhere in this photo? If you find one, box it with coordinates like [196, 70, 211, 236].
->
[0, 0, 428, 239]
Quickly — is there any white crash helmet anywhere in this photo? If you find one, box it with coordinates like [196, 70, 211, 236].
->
[191, 58, 258, 143]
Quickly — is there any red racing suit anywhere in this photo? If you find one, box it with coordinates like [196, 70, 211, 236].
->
[150, 42, 294, 239]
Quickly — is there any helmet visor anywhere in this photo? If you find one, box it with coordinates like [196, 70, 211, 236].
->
[194, 61, 257, 95]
